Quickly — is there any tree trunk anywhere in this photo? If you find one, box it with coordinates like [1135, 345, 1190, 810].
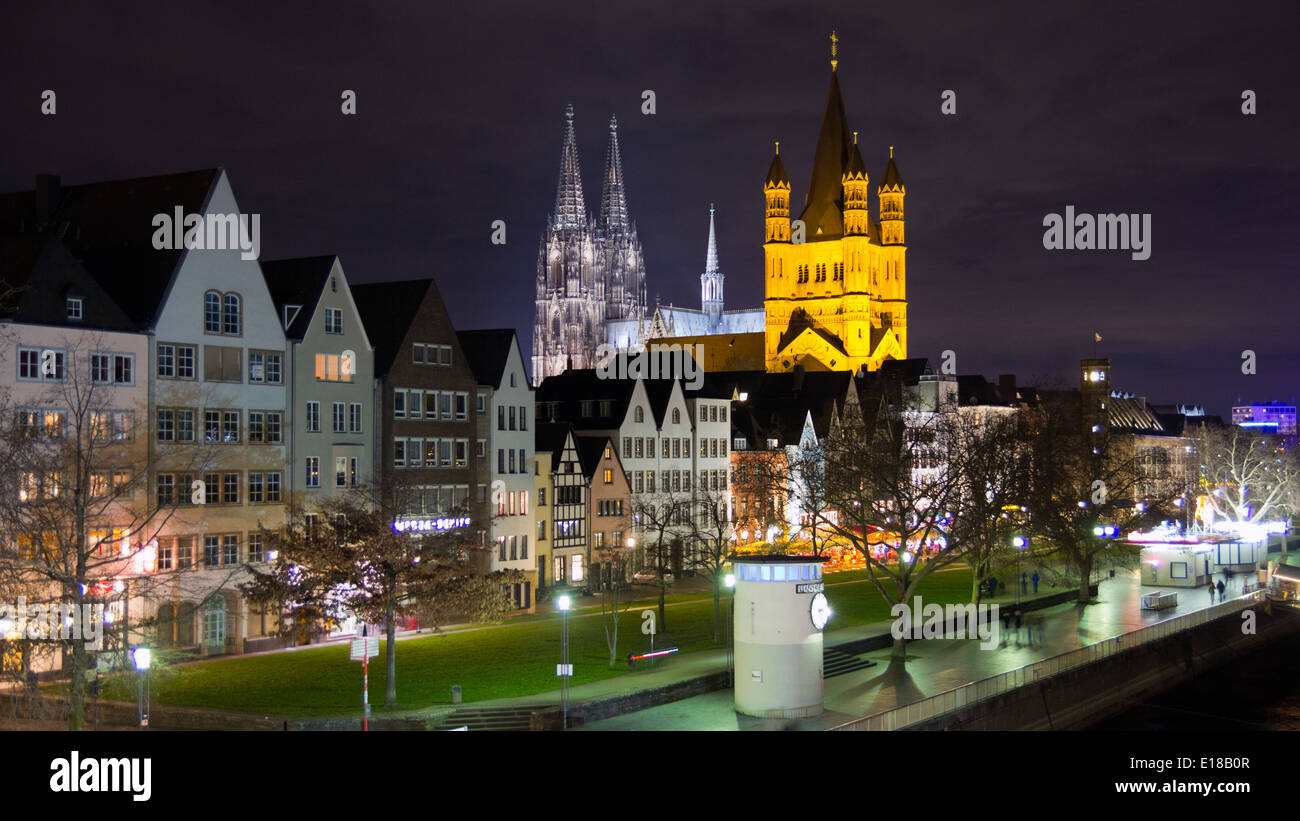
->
[384, 603, 396, 707]
[891, 633, 907, 661]
[969, 562, 982, 604]
[1077, 555, 1094, 603]
[67, 637, 86, 731]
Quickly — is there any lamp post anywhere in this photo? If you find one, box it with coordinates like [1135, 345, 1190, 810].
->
[724, 572, 736, 686]
[1012, 536, 1026, 605]
[131, 647, 151, 730]
[556, 595, 571, 730]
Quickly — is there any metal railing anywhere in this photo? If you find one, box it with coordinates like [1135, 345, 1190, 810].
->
[831, 591, 1265, 731]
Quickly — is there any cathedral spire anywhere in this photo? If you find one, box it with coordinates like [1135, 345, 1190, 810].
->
[599, 114, 630, 237]
[553, 104, 587, 231]
[705, 203, 719, 274]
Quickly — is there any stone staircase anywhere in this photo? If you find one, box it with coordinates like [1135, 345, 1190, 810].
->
[432, 706, 539, 732]
[824, 647, 877, 679]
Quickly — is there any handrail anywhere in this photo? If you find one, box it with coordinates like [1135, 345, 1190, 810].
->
[830, 591, 1265, 731]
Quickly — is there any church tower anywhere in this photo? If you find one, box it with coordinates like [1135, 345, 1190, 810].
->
[598, 114, 647, 324]
[762, 34, 908, 374]
[700, 204, 724, 329]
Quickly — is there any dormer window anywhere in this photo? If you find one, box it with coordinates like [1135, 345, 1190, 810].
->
[325, 307, 343, 334]
[65, 297, 83, 321]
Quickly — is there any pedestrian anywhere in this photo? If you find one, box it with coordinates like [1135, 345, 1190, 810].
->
[1208, 579, 1216, 603]
[1032, 572, 1040, 593]
[1021, 572, 1028, 594]
[1216, 579, 1225, 602]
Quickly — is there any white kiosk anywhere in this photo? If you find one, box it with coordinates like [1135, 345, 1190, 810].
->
[733, 555, 831, 719]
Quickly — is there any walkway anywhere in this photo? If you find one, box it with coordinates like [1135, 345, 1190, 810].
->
[563, 570, 1256, 730]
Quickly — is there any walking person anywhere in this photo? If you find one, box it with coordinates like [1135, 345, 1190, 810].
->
[1032, 572, 1040, 593]
[1021, 572, 1028, 595]
[1216, 579, 1225, 602]
[1208, 579, 1216, 604]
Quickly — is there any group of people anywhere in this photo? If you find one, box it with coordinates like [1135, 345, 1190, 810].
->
[1207, 568, 1251, 603]
[999, 606, 1044, 647]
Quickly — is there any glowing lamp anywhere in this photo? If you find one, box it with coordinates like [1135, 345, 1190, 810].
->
[556, 596, 571, 612]
[132, 648, 151, 670]
[724, 573, 735, 588]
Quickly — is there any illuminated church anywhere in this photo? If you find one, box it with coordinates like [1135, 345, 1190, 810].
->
[617, 35, 909, 375]
[761, 34, 908, 373]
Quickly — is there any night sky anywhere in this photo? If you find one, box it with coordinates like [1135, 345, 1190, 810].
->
[2, 0, 1296, 417]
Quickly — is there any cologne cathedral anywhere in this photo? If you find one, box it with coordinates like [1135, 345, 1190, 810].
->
[531, 105, 647, 385]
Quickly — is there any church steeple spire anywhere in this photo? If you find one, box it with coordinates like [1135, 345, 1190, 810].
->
[553, 104, 587, 231]
[701, 204, 724, 327]
[799, 47, 853, 240]
[599, 114, 630, 237]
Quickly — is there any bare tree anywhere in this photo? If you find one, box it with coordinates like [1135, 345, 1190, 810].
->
[1193, 424, 1299, 527]
[594, 546, 633, 665]
[687, 482, 736, 644]
[629, 486, 691, 635]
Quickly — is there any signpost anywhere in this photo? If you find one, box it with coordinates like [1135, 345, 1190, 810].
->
[349, 635, 379, 731]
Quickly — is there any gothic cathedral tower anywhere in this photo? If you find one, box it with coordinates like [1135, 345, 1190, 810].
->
[533, 107, 647, 385]
[763, 34, 908, 374]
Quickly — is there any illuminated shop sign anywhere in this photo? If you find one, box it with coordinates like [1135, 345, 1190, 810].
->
[392, 517, 470, 533]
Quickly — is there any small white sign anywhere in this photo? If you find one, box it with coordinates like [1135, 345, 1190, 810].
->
[350, 637, 379, 661]
[556, 663, 573, 677]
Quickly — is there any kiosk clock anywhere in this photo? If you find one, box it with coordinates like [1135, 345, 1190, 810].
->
[809, 592, 831, 630]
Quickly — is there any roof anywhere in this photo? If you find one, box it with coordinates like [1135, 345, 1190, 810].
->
[606, 307, 764, 345]
[956, 374, 1012, 407]
[575, 434, 615, 481]
[708, 369, 853, 445]
[844, 141, 867, 180]
[879, 156, 905, 192]
[765, 150, 790, 188]
[1107, 395, 1166, 434]
[536, 370, 639, 430]
[798, 70, 853, 241]
[456, 328, 519, 388]
[260, 255, 337, 341]
[535, 422, 575, 463]
[350, 279, 436, 377]
[0, 169, 220, 327]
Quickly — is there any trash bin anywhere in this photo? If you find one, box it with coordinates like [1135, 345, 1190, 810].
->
[451, 685, 462, 704]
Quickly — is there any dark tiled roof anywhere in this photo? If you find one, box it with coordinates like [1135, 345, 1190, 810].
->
[575, 434, 614, 481]
[956, 374, 1012, 407]
[844, 141, 867, 180]
[535, 422, 574, 463]
[350, 279, 436, 377]
[0, 169, 220, 328]
[456, 328, 518, 388]
[535, 370, 641, 429]
[260, 255, 337, 341]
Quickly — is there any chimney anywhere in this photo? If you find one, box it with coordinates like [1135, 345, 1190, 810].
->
[998, 373, 1017, 403]
[35, 174, 62, 228]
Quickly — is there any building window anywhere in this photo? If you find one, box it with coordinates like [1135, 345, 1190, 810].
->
[306, 457, 320, 488]
[248, 533, 264, 563]
[477, 392, 487, 412]
[603, 468, 613, 484]
[349, 403, 362, 433]
[306, 401, 320, 432]
[204, 536, 221, 567]
[394, 390, 407, 419]
[65, 297, 83, 320]
[324, 307, 343, 334]
[634, 406, 644, 423]
[333, 402, 345, 432]
[204, 292, 222, 333]
[315, 353, 352, 382]
[456, 393, 468, 421]
[17, 346, 65, 381]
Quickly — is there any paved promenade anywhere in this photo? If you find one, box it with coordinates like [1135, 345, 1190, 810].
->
[551, 569, 1257, 730]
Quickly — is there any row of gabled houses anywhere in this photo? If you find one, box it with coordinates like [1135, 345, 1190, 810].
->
[0, 169, 538, 665]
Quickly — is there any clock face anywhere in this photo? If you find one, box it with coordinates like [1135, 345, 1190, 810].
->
[810, 592, 831, 631]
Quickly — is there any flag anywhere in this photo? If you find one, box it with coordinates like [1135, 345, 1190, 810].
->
[1094, 332, 1103, 343]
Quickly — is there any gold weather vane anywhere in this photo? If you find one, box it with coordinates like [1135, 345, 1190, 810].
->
[830, 30, 839, 70]
[890, 145, 894, 158]
[775, 140, 780, 154]
[853, 131, 858, 145]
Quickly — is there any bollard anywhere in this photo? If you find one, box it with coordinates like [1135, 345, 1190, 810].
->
[627, 653, 635, 671]
[451, 684, 462, 705]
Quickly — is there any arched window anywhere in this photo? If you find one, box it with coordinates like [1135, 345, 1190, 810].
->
[672, 408, 680, 424]
[634, 406, 644, 423]
[204, 292, 221, 333]
[223, 293, 241, 335]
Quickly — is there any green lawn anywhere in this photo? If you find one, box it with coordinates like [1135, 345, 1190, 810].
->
[99, 565, 987, 717]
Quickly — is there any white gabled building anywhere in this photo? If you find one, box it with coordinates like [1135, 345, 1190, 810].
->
[458, 328, 536, 610]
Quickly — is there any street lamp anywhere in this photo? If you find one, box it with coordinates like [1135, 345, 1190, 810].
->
[1012, 536, 1027, 604]
[556, 595, 571, 730]
[131, 647, 151, 730]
